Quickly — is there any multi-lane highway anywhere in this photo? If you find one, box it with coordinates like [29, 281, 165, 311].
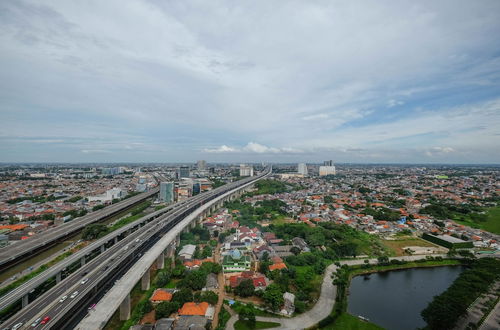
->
[0, 187, 160, 272]
[1, 168, 270, 329]
[0, 200, 179, 313]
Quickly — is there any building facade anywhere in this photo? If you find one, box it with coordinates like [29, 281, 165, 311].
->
[297, 163, 308, 176]
[159, 182, 174, 203]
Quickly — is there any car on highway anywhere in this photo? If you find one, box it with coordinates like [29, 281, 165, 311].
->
[40, 316, 51, 325]
[30, 318, 41, 327]
[59, 295, 67, 303]
[12, 323, 23, 330]
[80, 278, 89, 285]
[70, 291, 79, 299]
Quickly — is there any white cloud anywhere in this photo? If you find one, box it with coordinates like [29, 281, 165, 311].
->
[387, 99, 404, 108]
[302, 113, 329, 121]
[243, 142, 280, 153]
[202, 145, 237, 153]
[81, 149, 111, 154]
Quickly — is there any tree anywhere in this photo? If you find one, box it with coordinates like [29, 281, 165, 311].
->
[136, 300, 153, 317]
[172, 263, 186, 278]
[155, 301, 180, 319]
[172, 288, 193, 305]
[181, 270, 207, 290]
[200, 291, 218, 305]
[200, 262, 222, 274]
[290, 246, 301, 256]
[324, 195, 334, 203]
[81, 224, 109, 240]
[201, 245, 212, 258]
[239, 303, 256, 325]
[262, 284, 284, 311]
[377, 256, 389, 265]
[234, 279, 255, 297]
[156, 271, 171, 287]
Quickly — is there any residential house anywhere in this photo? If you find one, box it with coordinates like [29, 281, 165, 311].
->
[178, 244, 196, 261]
[292, 237, 310, 252]
[204, 273, 218, 290]
[174, 315, 208, 330]
[178, 302, 215, 320]
[150, 289, 173, 304]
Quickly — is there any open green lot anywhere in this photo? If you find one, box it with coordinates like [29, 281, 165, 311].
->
[381, 237, 437, 256]
[321, 313, 383, 330]
[454, 206, 500, 235]
[234, 320, 280, 330]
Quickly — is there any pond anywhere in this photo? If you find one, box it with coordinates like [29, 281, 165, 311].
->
[347, 266, 464, 330]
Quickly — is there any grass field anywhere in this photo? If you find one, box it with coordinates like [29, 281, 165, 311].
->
[321, 313, 383, 330]
[381, 237, 437, 256]
[454, 206, 500, 235]
[234, 320, 280, 330]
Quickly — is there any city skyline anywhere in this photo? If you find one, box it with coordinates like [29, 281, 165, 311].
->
[1, 1, 500, 164]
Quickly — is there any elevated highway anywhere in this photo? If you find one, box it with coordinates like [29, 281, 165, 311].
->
[0, 187, 160, 272]
[1, 168, 270, 329]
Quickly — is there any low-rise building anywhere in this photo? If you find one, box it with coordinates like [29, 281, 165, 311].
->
[222, 249, 251, 273]
[178, 244, 196, 261]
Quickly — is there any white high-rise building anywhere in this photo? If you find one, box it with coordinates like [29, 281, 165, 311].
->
[297, 163, 308, 176]
[239, 164, 254, 177]
[319, 165, 336, 176]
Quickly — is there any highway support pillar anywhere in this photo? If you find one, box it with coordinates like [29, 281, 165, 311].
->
[166, 244, 172, 258]
[81, 257, 86, 267]
[157, 252, 165, 269]
[141, 270, 150, 291]
[119, 293, 131, 320]
[100, 245, 105, 253]
[22, 294, 29, 308]
[56, 272, 62, 284]
[114, 236, 119, 244]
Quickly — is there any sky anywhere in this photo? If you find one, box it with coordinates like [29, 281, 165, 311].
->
[1, 0, 499, 164]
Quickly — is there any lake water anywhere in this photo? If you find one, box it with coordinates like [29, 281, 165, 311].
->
[347, 266, 464, 330]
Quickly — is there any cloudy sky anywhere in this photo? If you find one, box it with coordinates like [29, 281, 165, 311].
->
[1, 0, 499, 163]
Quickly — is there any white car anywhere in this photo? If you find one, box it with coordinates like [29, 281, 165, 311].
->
[80, 278, 89, 285]
[12, 323, 23, 330]
[31, 318, 41, 327]
[59, 295, 67, 303]
[70, 291, 79, 299]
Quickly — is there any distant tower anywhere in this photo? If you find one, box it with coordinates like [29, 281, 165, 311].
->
[239, 164, 254, 177]
[297, 163, 308, 176]
[179, 166, 190, 178]
[197, 160, 207, 171]
[319, 160, 336, 176]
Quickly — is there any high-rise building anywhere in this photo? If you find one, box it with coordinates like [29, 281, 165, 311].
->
[319, 165, 336, 176]
[159, 182, 174, 203]
[239, 164, 254, 177]
[297, 163, 308, 176]
[179, 166, 190, 178]
[197, 160, 207, 171]
[323, 160, 334, 166]
[102, 167, 121, 176]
